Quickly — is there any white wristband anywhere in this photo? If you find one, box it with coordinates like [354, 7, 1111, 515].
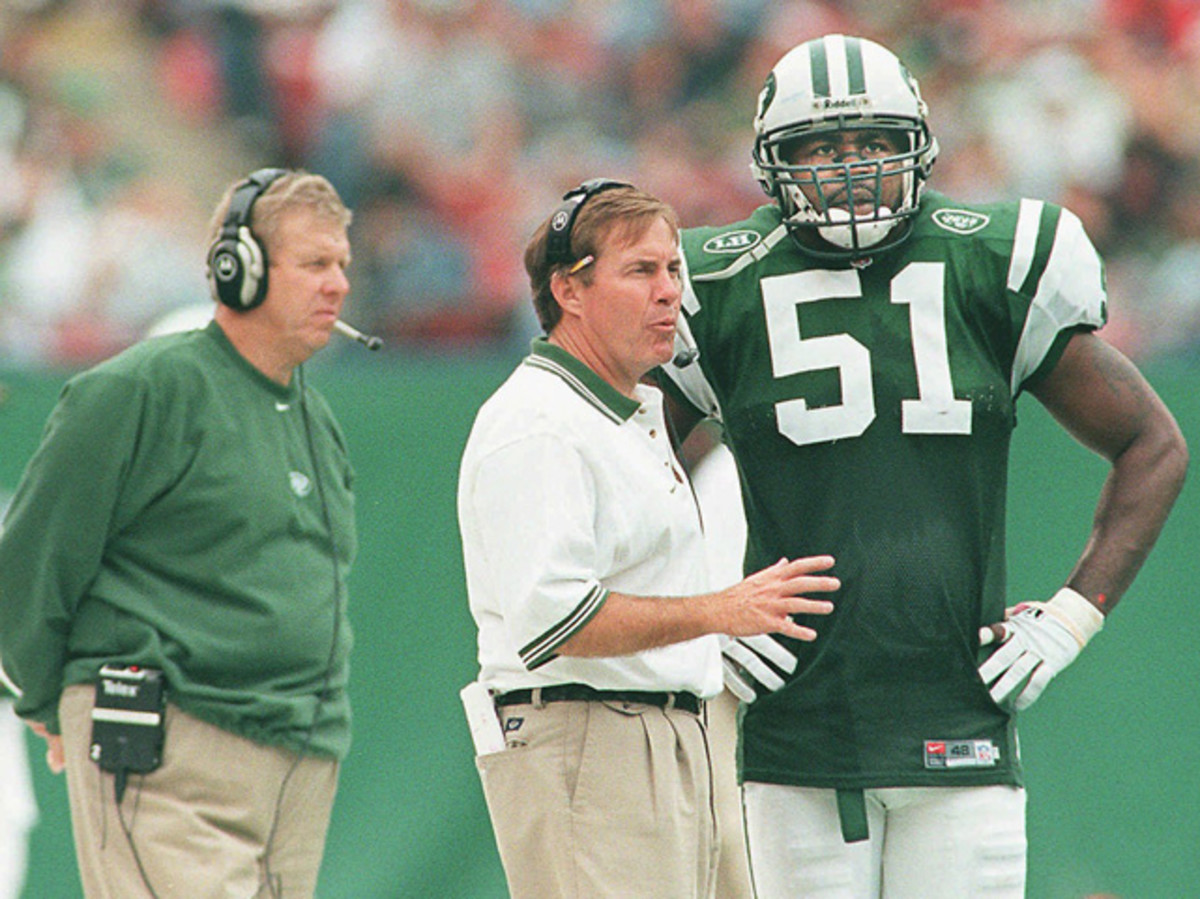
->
[1045, 587, 1105, 647]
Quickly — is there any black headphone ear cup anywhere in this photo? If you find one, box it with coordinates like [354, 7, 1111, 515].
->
[208, 167, 285, 312]
[208, 226, 268, 310]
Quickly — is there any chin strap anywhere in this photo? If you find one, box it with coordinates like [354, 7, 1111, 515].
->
[818, 206, 899, 250]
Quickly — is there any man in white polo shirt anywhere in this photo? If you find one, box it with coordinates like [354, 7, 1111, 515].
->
[457, 180, 841, 899]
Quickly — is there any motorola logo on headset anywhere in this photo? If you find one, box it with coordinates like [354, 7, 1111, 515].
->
[211, 252, 240, 282]
[550, 209, 572, 233]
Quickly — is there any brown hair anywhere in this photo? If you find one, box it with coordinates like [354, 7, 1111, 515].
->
[523, 185, 680, 333]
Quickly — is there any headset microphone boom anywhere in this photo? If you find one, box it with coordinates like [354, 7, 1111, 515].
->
[333, 320, 383, 351]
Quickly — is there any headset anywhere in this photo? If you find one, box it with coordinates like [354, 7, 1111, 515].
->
[544, 177, 634, 268]
[207, 167, 288, 311]
[544, 177, 698, 370]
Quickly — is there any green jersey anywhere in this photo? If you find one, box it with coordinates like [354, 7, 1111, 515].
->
[663, 192, 1106, 788]
[0, 322, 356, 758]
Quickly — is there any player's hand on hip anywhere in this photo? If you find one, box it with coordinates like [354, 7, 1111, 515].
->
[977, 587, 1104, 710]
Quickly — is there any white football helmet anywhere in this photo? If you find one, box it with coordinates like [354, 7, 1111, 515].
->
[752, 34, 938, 258]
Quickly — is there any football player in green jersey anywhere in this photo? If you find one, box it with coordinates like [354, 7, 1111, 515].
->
[657, 33, 1188, 898]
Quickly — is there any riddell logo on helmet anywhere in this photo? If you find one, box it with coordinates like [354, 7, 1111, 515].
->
[813, 96, 870, 111]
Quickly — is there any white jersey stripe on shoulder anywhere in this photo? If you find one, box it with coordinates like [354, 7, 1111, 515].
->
[1010, 207, 1106, 394]
[681, 249, 701, 315]
[1007, 198, 1044, 293]
[691, 223, 789, 284]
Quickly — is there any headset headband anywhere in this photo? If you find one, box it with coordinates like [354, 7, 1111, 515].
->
[544, 178, 634, 268]
[221, 167, 288, 239]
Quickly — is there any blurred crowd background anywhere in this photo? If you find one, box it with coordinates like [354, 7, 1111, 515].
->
[2, 0, 1200, 370]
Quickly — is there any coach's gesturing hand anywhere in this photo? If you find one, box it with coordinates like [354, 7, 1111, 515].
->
[713, 555, 837, 702]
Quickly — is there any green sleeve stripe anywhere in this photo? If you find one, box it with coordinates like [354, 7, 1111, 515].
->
[519, 585, 608, 671]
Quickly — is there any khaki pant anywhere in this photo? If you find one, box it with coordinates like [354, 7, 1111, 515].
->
[707, 689, 753, 899]
[478, 696, 719, 899]
[60, 684, 338, 899]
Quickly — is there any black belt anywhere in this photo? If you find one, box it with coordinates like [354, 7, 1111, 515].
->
[495, 684, 702, 715]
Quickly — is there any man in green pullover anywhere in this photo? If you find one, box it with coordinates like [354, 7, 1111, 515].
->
[0, 168, 357, 899]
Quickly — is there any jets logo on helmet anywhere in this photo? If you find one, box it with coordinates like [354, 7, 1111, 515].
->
[756, 71, 777, 123]
[751, 34, 939, 259]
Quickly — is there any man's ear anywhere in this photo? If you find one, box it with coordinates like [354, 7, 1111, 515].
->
[551, 269, 583, 318]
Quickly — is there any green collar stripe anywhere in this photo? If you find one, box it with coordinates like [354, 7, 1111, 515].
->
[525, 341, 640, 423]
[809, 39, 830, 98]
[525, 356, 624, 424]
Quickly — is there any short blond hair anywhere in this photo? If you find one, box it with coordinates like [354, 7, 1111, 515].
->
[208, 170, 352, 259]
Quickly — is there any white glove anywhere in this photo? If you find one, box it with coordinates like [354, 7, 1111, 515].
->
[720, 634, 799, 703]
[978, 587, 1105, 711]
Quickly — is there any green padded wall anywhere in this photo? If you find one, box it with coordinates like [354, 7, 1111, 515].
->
[2, 353, 1196, 899]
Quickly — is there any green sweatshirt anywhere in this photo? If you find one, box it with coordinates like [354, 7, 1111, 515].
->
[0, 321, 356, 759]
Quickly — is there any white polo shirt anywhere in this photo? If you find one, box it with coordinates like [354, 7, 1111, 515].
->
[458, 340, 722, 698]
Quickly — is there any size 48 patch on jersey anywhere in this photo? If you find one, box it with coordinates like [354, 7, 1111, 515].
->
[924, 739, 1000, 769]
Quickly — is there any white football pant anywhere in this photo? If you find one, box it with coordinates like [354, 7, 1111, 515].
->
[744, 782, 1026, 898]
